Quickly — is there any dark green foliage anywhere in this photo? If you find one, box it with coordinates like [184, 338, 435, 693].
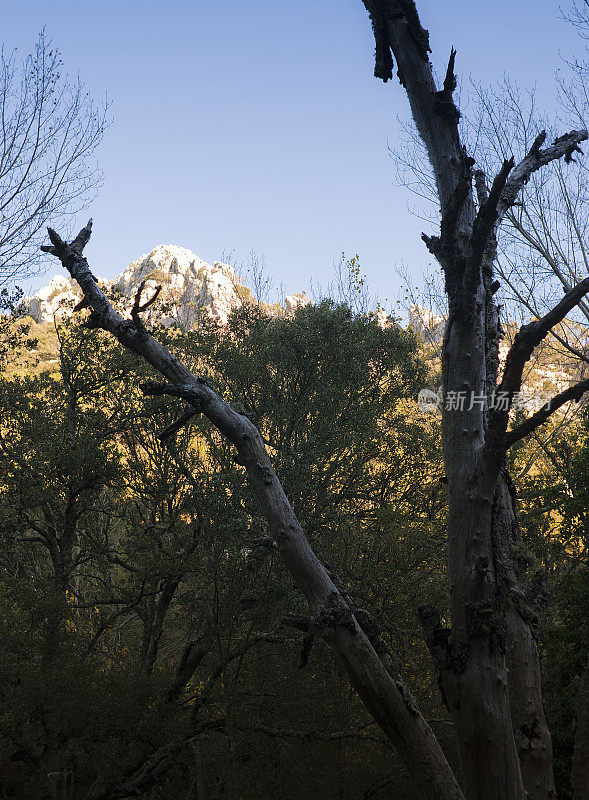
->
[0, 302, 482, 798]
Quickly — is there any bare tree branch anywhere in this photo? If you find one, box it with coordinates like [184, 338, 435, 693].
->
[0, 33, 109, 283]
[156, 405, 200, 442]
[505, 378, 589, 447]
[498, 130, 588, 219]
[497, 277, 589, 398]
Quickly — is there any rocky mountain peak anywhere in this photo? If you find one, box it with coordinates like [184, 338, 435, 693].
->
[21, 245, 266, 328]
[113, 245, 244, 328]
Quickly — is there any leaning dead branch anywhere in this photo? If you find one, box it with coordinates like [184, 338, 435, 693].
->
[43, 220, 464, 800]
[498, 130, 587, 218]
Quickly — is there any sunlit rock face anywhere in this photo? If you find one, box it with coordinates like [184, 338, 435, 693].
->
[284, 291, 311, 315]
[22, 245, 320, 330]
[114, 245, 243, 328]
[22, 245, 251, 328]
[408, 304, 445, 344]
[23, 275, 83, 323]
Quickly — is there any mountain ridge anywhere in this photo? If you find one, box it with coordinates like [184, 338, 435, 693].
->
[22, 244, 311, 328]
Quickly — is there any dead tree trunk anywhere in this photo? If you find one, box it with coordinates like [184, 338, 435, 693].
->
[360, 2, 588, 799]
[44, 222, 464, 800]
[496, 474, 555, 800]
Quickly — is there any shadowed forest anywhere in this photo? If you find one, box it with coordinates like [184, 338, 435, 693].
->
[1, 3, 589, 800]
[1, 297, 588, 799]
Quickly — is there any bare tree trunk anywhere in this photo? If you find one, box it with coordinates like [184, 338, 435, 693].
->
[360, 3, 588, 798]
[442, 386, 525, 800]
[506, 606, 555, 800]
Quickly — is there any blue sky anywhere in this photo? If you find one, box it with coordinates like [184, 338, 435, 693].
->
[4, 1, 584, 305]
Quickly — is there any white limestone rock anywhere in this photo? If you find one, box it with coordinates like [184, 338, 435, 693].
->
[114, 245, 243, 327]
[22, 275, 83, 323]
[408, 304, 445, 344]
[23, 244, 312, 329]
[22, 245, 249, 328]
[284, 291, 311, 315]
[372, 308, 394, 328]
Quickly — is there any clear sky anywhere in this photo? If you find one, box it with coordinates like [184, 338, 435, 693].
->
[4, 1, 584, 305]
